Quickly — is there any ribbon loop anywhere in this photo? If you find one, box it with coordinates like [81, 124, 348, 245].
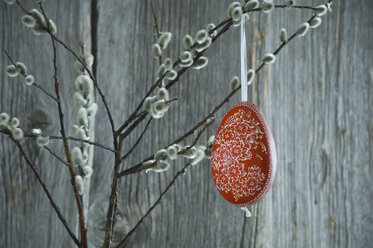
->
[240, 14, 248, 102]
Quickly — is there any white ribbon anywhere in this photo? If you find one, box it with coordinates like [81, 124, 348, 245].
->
[240, 14, 248, 102]
[241, 207, 251, 217]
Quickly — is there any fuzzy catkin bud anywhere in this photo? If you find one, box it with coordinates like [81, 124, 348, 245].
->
[262, 53, 276, 64]
[149, 103, 164, 119]
[77, 107, 88, 126]
[193, 56, 208, 70]
[285, 0, 295, 8]
[206, 117, 215, 124]
[16, 62, 27, 75]
[155, 149, 168, 161]
[279, 28, 288, 43]
[296, 23, 310, 37]
[152, 43, 162, 58]
[206, 23, 217, 37]
[164, 58, 173, 70]
[157, 64, 167, 78]
[166, 70, 177, 80]
[143, 96, 156, 111]
[153, 100, 169, 115]
[158, 32, 172, 49]
[12, 128, 24, 140]
[247, 69, 255, 85]
[190, 146, 206, 165]
[179, 60, 194, 68]
[75, 75, 94, 96]
[194, 29, 208, 44]
[70, 124, 79, 137]
[22, 15, 36, 27]
[71, 147, 83, 165]
[233, 19, 242, 27]
[180, 51, 192, 63]
[75, 175, 84, 194]
[10, 117, 19, 127]
[310, 17, 322, 28]
[183, 35, 194, 49]
[83, 166, 93, 178]
[73, 61, 84, 74]
[76, 128, 87, 140]
[227, 2, 241, 17]
[183, 146, 198, 159]
[167, 145, 179, 160]
[244, 0, 259, 11]
[31, 128, 42, 136]
[25, 75, 35, 86]
[87, 103, 98, 117]
[316, 5, 327, 16]
[0, 124, 9, 131]
[73, 92, 87, 107]
[36, 136, 50, 146]
[157, 160, 170, 170]
[262, 1, 274, 13]
[231, 7, 243, 22]
[32, 25, 44, 35]
[156, 87, 169, 101]
[0, 113, 10, 124]
[48, 20, 57, 34]
[229, 76, 240, 91]
[5, 65, 19, 77]
[143, 160, 156, 167]
[146, 160, 170, 173]
[83, 54, 94, 67]
[29, 9, 45, 25]
[208, 135, 215, 147]
[195, 37, 212, 52]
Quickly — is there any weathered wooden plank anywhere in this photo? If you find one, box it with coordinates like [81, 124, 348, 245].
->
[0, 1, 91, 247]
[1, 0, 372, 247]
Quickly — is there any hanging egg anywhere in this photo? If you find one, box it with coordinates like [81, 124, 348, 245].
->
[211, 102, 277, 207]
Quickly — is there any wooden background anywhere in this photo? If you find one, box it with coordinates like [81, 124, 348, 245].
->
[1, 0, 372, 247]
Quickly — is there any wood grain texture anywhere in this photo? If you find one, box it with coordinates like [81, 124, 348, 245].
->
[1, 0, 372, 247]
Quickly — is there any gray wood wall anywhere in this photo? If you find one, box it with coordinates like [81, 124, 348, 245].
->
[1, 0, 372, 247]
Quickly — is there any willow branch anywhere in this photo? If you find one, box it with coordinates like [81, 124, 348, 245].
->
[49, 136, 117, 153]
[120, 118, 153, 161]
[114, 4, 319, 137]
[118, 119, 213, 177]
[14, 0, 116, 137]
[39, 4, 87, 247]
[4, 49, 58, 102]
[115, 163, 191, 248]
[44, 146, 71, 167]
[118, 7, 323, 177]
[150, 0, 162, 65]
[9, 136, 80, 247]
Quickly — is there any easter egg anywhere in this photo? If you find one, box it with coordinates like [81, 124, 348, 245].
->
[211, 102, 277, 207]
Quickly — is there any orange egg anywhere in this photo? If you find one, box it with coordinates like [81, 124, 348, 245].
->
[211, 102, 277, 206]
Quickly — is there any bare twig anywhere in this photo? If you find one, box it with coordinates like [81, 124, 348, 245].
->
[14, 0, 116, 137]
[115, 4, 319, 136]
[44, 146, 71, 167]
[49, 136, 118, 153]
[121, 118, 152, 161]
[115, 163, 192, 248]
[8, 136, 80, 247]
[53, 34, 117, 137]
[39, 4, 87, 247]
[117, 8, 321, 177]
[118, 117, 213, 177]
[150, 0, 162, 64]
[4, 49, 58, 102]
